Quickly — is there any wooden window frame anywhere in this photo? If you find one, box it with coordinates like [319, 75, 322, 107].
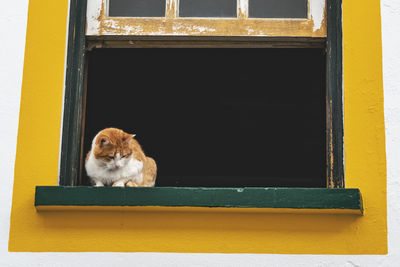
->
[86, 0, 326, 37]
[59, 0, 344, 188]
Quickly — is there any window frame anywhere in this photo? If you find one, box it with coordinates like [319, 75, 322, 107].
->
[59, 0, 344, 188]
[86, 0, 326, 37]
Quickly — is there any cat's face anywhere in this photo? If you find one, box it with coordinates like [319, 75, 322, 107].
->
[92, 128, 135, 170]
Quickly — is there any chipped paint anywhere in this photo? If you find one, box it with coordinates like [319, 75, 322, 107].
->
[86, 0, 326, 37]
[166, 0, 177, 19]
[238, 0, 248, 19]
[310, 0, 326, 32]
[86, 0, 103, 35]
[89, 17, 325, 37]
[167, 0, 175, 11]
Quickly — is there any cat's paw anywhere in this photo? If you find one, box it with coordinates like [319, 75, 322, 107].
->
[126, 181, 139, 187]
[112, 181, 126, 187]
[94, 181, 104, 187]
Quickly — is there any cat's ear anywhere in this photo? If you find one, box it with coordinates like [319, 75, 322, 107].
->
[98, 137, 110, 147]
[123, 133, 136, 143]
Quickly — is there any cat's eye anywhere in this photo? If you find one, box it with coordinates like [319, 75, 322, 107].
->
[106, 156, 114, 160]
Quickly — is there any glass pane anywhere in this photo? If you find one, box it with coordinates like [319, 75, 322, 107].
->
[249, 0, 308, 18]
[109, 0, 166, 17]
[179, 0, 237, 18]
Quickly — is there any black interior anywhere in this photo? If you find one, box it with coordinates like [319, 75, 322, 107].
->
[83, 48, 326, 187]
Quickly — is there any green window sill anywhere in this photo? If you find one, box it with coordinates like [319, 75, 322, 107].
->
[35, 186, 363, 215]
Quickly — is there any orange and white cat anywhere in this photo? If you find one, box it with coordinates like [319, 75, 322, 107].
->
[85, 128, 157, 187]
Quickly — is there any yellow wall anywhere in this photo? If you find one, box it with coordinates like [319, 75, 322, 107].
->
[8, 0, 387, 253]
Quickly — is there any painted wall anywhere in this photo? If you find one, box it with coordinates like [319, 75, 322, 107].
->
[0, 0, 399, 265]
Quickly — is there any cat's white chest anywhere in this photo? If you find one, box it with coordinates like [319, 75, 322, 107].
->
[85, 152, 143, 185]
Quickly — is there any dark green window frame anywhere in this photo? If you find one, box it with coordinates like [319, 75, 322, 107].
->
[59, 0, 344, 189]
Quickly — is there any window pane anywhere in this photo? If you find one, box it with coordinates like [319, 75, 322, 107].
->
[249, 0, 308, 18]
[109, 0, 166, 17]
[179, 0, 237, 18]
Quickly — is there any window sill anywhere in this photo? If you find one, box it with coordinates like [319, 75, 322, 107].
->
[35, 186, 363, 215]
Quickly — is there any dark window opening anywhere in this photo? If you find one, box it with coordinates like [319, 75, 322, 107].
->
[249, 0, 308, 18]
[109, 0, 166, 17]
[179, 0, 237, 18]
[83, 48, 326, 187]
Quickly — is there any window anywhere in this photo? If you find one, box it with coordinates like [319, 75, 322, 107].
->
[86, 0, 326, 37]
[16, 0, 388, 254]
[60, 0, 344, 189]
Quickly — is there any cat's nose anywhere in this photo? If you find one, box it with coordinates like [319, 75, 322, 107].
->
[115, 162, 121, 168]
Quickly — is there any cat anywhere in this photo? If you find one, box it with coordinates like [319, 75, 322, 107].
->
[85, 128, 157, 187]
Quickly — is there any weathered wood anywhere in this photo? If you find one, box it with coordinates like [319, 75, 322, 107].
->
[59, 0, 88, 185]
[35, 186, 362, 213]
[86, 38, 326, 49]
[86, 0, 326, 37]
[326, 0, 344, 188]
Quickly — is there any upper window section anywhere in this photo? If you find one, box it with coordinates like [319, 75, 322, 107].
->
[109, 0, 166, 17]
[179, 0, 237, 18]
[249, 0, 308, 18]
[86, 0, 326, 37]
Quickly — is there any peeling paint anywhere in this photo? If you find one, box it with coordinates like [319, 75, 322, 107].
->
[238, 0, 248, 19]
[86, 0, 103, 35]
[167, 0, 175, 11]
[89, 17, 325, 37]
[166, 0, 177, 18]
[86, 0, 326, 37]
[191, 25, 217, 33]
[310, 0, 325, 32]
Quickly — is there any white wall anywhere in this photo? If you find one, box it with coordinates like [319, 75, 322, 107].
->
[0, 1, 399, 266]
[382, 0, 400, 264]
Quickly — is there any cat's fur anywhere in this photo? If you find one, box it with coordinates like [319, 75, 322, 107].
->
[85, 128, 157, 187]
